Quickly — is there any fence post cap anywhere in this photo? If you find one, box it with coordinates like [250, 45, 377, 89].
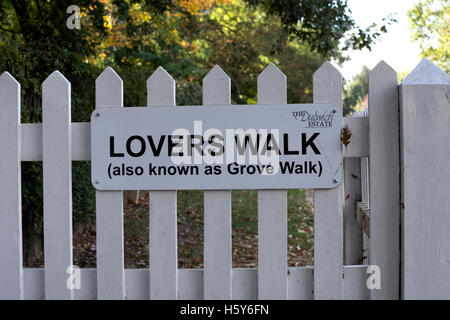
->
[402, 58, 450, 85]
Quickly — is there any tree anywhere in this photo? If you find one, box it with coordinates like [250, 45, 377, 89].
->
[245, 0, 397, 60]
[409, 0, 449, 72]
[343, 66, 369, 115]
[0, 0, 110, 263]
[196, 0, 323, 104]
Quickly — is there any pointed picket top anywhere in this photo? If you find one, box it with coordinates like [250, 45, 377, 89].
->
[313, 61, 341, 81]
[43, 70, 70, 88]
[0, 72, 20, 112]
[0, 71, 20, 87]
[258, 63, 286, 82]
[96, 67, 123, 108]
[203, 65, 231, 105]
[147, 66, 175, 106]
[203, 65, 230, 82]
[313, 61, 342, 106]
[371, 60, 397, 77]
[402, 58, 450, 85]
[369, 61, 397, 91]
[257, 63, 287, 104]
[42, 71, 71, 115]
[147, 66, 175, 84]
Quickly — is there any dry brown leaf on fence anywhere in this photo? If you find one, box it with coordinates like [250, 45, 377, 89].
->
[341, 124, 352, 149]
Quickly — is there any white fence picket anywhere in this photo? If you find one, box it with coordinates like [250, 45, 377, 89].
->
[369, 61, 400, 299]
[313, 62, 344, 299]
[95, 67, 125, 299]
[147, 67, 178, 299]
[257, 63, 288, 299]
[0, 72, 24, 299]
[42, 71, 73, 300]
[203, 65, 232, 299]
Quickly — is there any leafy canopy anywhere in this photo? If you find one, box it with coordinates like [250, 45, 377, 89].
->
[245, 0, 397, 59]
[408, 0, 449, 72]
[343, 66, 369, 116]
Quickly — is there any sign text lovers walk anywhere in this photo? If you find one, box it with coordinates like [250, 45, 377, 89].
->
[91, 104, 342, 190]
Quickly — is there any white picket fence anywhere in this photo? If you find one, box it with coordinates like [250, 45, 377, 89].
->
[0, 58, 449, 300]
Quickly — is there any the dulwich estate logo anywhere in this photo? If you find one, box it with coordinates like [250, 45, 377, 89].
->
[292, 110, 336, 128]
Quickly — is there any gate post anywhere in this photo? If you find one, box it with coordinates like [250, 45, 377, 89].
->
[400, 58, 450, 299]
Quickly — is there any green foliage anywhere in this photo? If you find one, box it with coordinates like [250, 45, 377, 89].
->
[244, 0, 397, 59]
[343, 66, 369, 115]
[408, 0, 449, 73]
[195, 0, 323, 104]
[176, 81, 203, 105]
[0, 0, 107, 251]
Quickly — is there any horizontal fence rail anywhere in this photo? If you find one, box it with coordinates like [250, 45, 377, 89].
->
[22, 266, 369, 300]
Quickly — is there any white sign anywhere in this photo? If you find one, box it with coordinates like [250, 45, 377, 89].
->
[91, 104, 342, 190]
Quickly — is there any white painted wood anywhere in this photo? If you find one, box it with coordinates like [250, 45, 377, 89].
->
[257, 63, 288, 299]
[21, 122, 89, 161]
[95, 67, 125, 300]
[42, 71, 73, 300]
[313, 61, 344, 299]
[400, 58, 450, 299]
[343, 265, 370, 300]
[179, 269, 204, 300]
[343, 116, 369, 157]
[343, 157, 362, 265]
[231, 269, 258, 300]
[70, 122, 91, 160]
[288, 267, 314, 300]
[203, 65, 232, 299]
[369, 61, 400, 299]
[20, 123, 42, 161]
[147, 66, 178, 299]
[0, 72, 24, 299]
[22, 266, 368, 300]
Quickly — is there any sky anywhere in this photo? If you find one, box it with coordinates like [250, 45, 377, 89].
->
[339, 0, 422, 81]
